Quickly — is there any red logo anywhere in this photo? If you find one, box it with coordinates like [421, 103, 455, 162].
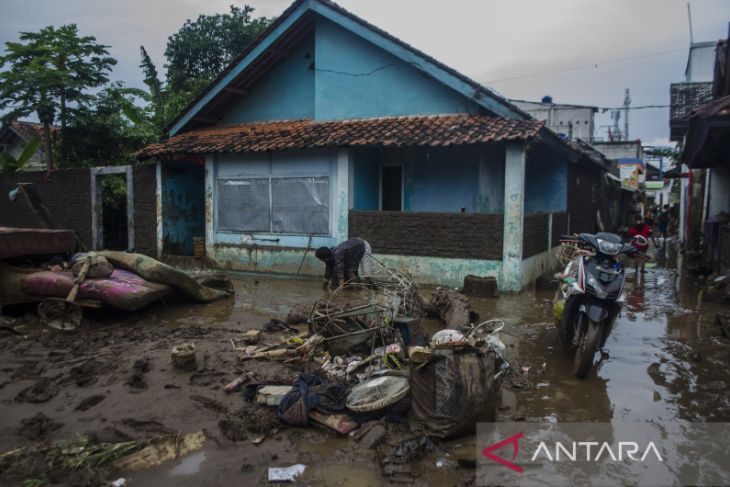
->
[482, 432, 524, 473]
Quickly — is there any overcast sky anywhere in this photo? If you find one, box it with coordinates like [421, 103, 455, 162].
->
[2, 0, 729, 146]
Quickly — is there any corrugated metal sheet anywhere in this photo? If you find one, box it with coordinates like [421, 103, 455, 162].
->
[0, 227, 77, 259]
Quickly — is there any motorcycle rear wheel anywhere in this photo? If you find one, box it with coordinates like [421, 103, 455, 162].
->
[573, 318, 601, 379]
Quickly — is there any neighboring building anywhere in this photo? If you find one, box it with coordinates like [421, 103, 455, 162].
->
[591, 140, 645, 190]
[511, 97, 597, 142]
[670, 41, 718, 142]
[0, 121, 58, 170]
[138, 0, 606, 291]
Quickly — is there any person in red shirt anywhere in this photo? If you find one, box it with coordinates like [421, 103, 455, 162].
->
[628, 214, 652, 274]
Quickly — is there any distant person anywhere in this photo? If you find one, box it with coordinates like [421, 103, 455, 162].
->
[629, 214, 652, 274]
[315, 237, 372, 290]
[657, 204, 669, 239]
[644, 208, 655, 227]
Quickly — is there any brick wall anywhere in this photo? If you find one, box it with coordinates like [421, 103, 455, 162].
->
[349, 211, 503, 260]
[523, 213, 549, 258]
[133, 163, 157, 256]
[0, 169, 93, 249]
[552, 212, 568, 246]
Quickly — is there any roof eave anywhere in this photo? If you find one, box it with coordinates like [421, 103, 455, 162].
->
[167, 0, 529, 136]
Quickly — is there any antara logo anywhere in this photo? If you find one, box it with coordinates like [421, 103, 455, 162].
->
[482, 433, 664, 472]
[530, 441, 664, 463]
[482, 432, 524, 473]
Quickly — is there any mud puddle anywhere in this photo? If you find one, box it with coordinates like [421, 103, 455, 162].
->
[0, 263, 728, 486]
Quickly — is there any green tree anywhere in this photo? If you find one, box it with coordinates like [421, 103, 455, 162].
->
[0, 24, 116, 168]
[58, 83, 154, 167]
[164, 4, 272, 93]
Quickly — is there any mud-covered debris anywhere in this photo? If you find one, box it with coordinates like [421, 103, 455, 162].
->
[133, 358, 152, 373]
[430, 288, 477, 329]
[190, 395, 228, 414]
[19, 413, 63, 440]
[171, 343, 197, 371]
[114, 430, 206, 472]
[15, 377, 59, 403]
[126, 372, 147, 390]
[262, 318, 297, 333]
[355, 422, 387, 449]
[75, 394, 106, 411]
[385, 436, 439, 463]
[242, 330, 260, 344]
[285, 307, 310, 325]
[218, 417, 248, 442]
[223, 404, 279, 440]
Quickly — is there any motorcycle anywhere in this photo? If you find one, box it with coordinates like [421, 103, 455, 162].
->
[553, 232, 650, 379]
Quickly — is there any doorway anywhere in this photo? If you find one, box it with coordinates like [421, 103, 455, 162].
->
[91, 165, 134, 251]
[380, 164, 403, 211]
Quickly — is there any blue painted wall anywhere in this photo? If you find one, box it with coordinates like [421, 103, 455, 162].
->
[406, 148, 479, 212]
[162, 160, 205, 255]
[524, 157, 567, 213]
[352, 147, 504, 214]
[314, 18, 481, 120]
[220, 33, 315, 124]
[353, 149, 379, 210]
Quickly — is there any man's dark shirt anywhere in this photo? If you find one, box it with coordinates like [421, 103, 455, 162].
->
[324, 237, 365, 284]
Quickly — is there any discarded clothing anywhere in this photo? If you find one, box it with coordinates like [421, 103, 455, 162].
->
[277, 374, 348, 426]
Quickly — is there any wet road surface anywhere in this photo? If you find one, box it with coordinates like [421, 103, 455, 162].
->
[1, 260, 728, 486]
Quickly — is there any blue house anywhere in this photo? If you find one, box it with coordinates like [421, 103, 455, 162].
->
[139, 0, 604, 291]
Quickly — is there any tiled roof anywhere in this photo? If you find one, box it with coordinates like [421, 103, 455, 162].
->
[139, 115, 543, 159]
[8, 121, 60, 141]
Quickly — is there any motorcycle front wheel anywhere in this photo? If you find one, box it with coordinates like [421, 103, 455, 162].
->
[573, 316, 601, 379]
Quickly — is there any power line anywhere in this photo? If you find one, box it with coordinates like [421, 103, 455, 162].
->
[485, 47, 688, 84]
[598, 104, 670, 111]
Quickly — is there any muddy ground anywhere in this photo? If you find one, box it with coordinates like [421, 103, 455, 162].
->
[0, 257, 729, 486]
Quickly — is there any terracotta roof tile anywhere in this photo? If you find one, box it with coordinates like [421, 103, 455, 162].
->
[9, 121, 60, 141]
[140, 115, 542, 160]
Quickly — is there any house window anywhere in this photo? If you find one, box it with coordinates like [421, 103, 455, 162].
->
[380, 164, 403, 211]
[217, 176, 330, 235]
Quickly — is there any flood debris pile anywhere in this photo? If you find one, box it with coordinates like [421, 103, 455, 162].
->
[0, 430, 206, 485]
[226, 264, 509, 481]
[2, 241, 233, 330]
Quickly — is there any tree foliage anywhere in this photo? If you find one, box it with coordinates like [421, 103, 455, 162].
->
[57, 83, 153, 168]
[164, 5, 272, 92]
[0, 24, 116, 167]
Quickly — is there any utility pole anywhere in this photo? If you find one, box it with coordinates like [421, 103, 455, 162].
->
[623, 88, 631, 140]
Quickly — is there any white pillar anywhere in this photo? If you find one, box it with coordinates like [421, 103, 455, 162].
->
[204, 156, 215, 259]
[501, 142, 526, 292]
[155, 160, 163, 258]
[336, 148, 350, 242]
[680, 163, 688, 243]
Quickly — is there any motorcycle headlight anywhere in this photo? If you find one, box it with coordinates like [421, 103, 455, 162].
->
[586, 273, 608, 299]
[597, 238, 622, 255]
